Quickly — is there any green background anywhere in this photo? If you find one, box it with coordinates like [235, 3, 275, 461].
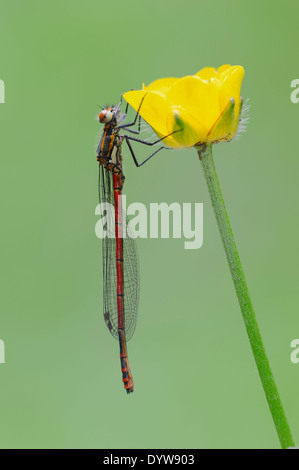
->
[0, 0, 298, 449]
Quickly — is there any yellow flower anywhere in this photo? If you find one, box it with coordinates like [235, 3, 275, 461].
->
[123, 65, 245, 148]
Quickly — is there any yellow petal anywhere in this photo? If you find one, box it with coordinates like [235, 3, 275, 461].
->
[218, 66, 244, 129]
[143, 77, 178, 97]
[220, 65, 243, 83]
[219, 66, 244, 108]
[217, 64, 231, 74]
[166, 75, 221, 132]
[195, 67, 217, 80]
[123, 89, 147, 113]
[123, 90, 175, 141]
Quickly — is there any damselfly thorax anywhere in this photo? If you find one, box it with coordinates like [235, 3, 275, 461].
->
[97, 107, 125, 188]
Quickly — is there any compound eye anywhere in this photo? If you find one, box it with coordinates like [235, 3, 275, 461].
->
[99, 110, 113, 123]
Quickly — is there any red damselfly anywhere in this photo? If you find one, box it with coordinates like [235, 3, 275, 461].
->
[96, 96, 177, 393]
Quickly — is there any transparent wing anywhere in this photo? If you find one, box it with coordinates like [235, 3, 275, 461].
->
[98, 166, 139, 341]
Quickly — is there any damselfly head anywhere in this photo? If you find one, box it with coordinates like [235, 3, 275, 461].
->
[99, 108, 113, 124]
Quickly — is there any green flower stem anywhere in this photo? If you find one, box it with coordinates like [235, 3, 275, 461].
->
[197, 143, 294, 449]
